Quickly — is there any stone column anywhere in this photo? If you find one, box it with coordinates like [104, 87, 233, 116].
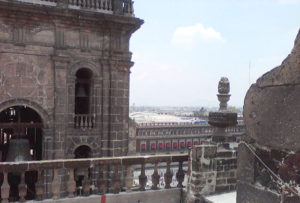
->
[101, 59, 132, 157]
[51, 55, 70, 197]
[186, 145, 217, 203]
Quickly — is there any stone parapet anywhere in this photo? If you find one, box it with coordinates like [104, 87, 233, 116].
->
[237, 29, 300, 202]
[0, 154, 188, 201]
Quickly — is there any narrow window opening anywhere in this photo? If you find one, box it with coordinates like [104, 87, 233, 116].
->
[75, 68, 93, 115]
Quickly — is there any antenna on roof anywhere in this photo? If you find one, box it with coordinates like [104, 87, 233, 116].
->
[248, 61, 251, 86]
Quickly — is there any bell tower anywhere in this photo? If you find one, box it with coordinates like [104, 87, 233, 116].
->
[0, 0, 143, 162]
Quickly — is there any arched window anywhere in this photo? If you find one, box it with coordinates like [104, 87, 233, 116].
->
[74, 145, 91, 158]
[74, 145, 91, 193]
[75, 68, 93, 115]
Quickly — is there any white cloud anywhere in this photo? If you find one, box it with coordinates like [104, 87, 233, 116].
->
[172, 23, 226, 48]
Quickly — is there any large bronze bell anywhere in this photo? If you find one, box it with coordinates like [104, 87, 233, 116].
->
[76, 84, 88, 97]
[6, 138, 32, 162]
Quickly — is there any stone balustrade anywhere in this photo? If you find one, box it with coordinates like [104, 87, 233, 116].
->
[2, 0, 134, 16]
[137, 122, 209, 127]
[0, 154, 188, 202]
[74, 114, 95, 129]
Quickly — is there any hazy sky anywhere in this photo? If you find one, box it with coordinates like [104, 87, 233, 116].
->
[129, 0, 300, 107]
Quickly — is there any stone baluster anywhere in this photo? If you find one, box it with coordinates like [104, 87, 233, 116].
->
[80, 116, 84, 128]
[112, 164, 121, 194]
[124, 165, 133, 191]
[139, 163, 147, 191]
[104, 0, 108, 9]
[82, 168, 90, 196]
[91, 0, 95, 8]
[130, 1, 134, 14]
[87, 115, 90, 128]
[1, 172, 10, 203]
[67, 168, 76, 197]
[176, 161, 185, 188]
[102, 0, 106, 9]
[18, 172, 27, 202]
[98, 165, 106, 194]
[35, 170, 44, 200]
[98, 0, 102, 9]
[151, 162, 160, 190]
[79, 115, 83, 128]
[82, 115, 85, 128]
[125, 0, 132, 14]
[108, 0, 112, 10]
[164, 161, 173, 189]
[85, 115, 88, 128]
[52, 168, 61, 200]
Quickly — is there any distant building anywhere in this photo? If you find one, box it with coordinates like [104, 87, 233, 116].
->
[128, 118, 245, 155]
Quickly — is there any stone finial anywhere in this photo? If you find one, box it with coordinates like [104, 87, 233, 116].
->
[218, 77, 230, 94]
[208, 77, 237, 128]
[217, 77, 231, 111]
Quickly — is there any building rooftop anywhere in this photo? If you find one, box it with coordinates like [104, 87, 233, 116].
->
[130, 112, 202, 124]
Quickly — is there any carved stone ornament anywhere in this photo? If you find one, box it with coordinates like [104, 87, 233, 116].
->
[218, 77, 230, 94]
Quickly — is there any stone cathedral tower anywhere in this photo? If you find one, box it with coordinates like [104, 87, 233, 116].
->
[0, 0, 143, 162]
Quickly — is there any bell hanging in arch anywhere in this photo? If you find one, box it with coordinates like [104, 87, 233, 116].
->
[76, 83, 88, 97]
[6, 136, 32, 162]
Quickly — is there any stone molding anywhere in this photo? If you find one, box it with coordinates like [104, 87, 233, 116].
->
[0, 98, 52, 128]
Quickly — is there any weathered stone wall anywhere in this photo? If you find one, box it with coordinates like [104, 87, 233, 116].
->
[0, 0, 142, 160]
[185, 133, 240, 202]
[237, 29, 300, 203]
[0, 0, 143, 198]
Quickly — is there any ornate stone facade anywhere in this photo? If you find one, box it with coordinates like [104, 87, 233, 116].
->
[0, 0, 142, 160]
[0, 0, 143, 199]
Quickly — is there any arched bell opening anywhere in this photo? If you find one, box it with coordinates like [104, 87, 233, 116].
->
[75, 68, 93, 115]
[74, 145, 92, 195]
[0, 106, 43, 162]
[0, 105, 43, 201]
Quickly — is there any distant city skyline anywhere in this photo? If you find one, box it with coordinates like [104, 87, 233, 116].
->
[130, 0, 300, 107]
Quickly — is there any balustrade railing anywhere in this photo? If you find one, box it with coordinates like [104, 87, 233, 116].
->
[0, 154, 188, 202]
[74, 114, 95, 129]
[68, 0, 113, 11]
[4, 0, 134, 16]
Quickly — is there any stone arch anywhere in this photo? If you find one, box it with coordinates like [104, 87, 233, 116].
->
[74, 145, 92, 158]
[73, 143, 94, 158]
[0, 98, 52, 128]
[68, 60, 100, 78]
